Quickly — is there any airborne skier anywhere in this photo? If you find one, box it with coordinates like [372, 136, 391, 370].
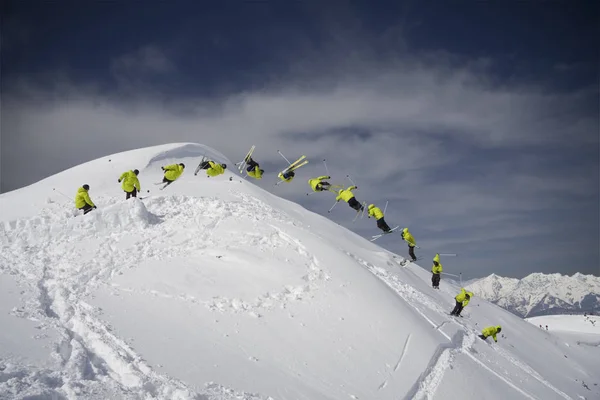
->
[75, 184, 96, 214]
[431, 253, 443, 289]
[195, 159, 227, 177]
[401, 228, 417, 262]
[276, 151, 307, 185]
[118, 169, 141, 199]
[367, 204, 391, 233]
[161, 163, 185, 188]
[335, 186, 364, 212]
[308, 176, 332, 192]
[245, 156, 264, 179]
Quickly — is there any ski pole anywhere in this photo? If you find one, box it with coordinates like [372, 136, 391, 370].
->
[383, 200, 389, 215]
[277, 150, 292, 165]
[438, 253, 457, 256]
[323, 159, 330, 176]
[328, 201, 338, 213]
[346, 175, 357, 186]
[441, 272, 461, 278]
[53, 188, 71, 201]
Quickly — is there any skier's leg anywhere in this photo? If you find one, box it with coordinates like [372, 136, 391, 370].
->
[131, 187, 137, 198]
[162, 176, 171, 183]
[433, 274, 441, 288]
[456, 303, 464, 316]
[378, 218, 391, 232]
[431, 274, 437, 288]
[408, 245, 417, 261]
[126, 190, 132, 200]
[246, 159, 258, 172]
[82, 204, 93, 215]
[451, 300, 461, 315]
[478, 335, 487, 340]
[348, 198, 361, 211]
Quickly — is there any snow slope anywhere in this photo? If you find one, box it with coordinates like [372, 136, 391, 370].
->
[466, 273, 600, 318]
[1, 143, 599, 400]
[526, 315, 600, 335]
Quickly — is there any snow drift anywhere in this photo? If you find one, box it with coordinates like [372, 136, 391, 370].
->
[1, 143, 598, 400]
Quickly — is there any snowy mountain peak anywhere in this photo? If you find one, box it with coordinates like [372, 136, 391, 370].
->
[1, 143, 599, 400]
[467, 272, 600, 317]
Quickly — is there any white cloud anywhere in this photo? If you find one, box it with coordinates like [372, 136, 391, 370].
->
[2, 47, 598, 278]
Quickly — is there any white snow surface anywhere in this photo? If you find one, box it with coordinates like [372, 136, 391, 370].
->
[526, 315, 600, 335]
[1, 143, 598, 400]
[466, 272, 600, 318]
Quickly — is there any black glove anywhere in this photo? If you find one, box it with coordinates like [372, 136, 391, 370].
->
[118, 179, 121, 183]
[326, 176, 331, 179]
[161, 167, 165, 171]
[93, 206, 97, 209]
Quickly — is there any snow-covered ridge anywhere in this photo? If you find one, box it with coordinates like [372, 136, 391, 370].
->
[466, 272, 600, 318]
[1, 143, 599, 400]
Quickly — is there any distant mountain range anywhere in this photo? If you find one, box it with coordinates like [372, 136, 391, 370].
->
[465, 272, 600, 318]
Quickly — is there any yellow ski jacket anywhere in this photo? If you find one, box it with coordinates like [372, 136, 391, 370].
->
[119, 170, 141, 192]
[481, 325, 502, 342]
[308, 176, 330, 191]
[402, 228, 416, 247]
[75, 187, 95, 208]
[336, 186, 357, 202]
[163, 164, 185, 181]
[367, 204, 384, 220]
[206, 161, 225, 177]
[455, 288, 474, 306]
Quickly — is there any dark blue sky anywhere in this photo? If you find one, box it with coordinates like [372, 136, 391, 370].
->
[2, 0, 599, 279]
[3, 1, 597, 94]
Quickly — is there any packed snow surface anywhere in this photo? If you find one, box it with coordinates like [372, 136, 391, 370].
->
[1, 143, 599, 399]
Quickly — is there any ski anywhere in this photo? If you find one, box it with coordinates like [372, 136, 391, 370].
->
[352, 202, 367, 222]
[238, 145, 256, 174]
[194, 156, 207, 176]
[370, 225, 401, 241]
[399, 257, 423, 267]
[159, 182, 174, 190]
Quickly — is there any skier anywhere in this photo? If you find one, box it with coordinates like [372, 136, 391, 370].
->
[431, 253, 443, 289]
[118, 169, 141, 199]
[401, 228, 417, 261]
[335, 186, 364, 212]
[278, 170, 295, 183]
[367, 204, 391, 233]
[450, 288, 473, 316]
[479, 325, 502, 342]
[245, 156, 264, 179]
[308, 176, 332, 192]
[162, 163, 185, 185]
[75, 184, 96, 214]
[195, 159, 226, 177]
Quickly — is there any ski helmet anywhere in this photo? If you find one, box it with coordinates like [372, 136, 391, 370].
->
[83, 184, 90, 190]
[179, 163, 185, 168]
[222, 164, 227, 169]
[133, 169, 139, 175]
[368, 204, 375, 209]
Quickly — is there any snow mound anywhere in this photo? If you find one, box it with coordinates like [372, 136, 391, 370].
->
[1, 143, 599, 400]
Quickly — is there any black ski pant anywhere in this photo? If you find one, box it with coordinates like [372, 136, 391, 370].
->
[348, 197, 363, 211]
[316, 182, 331, 191]
[432, 273, 441, 288]
[79, 204, 94, 215]
[125, 187, 137, 199]
[451, 300, 463, 316]
[162, 176, 174, 184]
[198, 161, 211, 170]
[246, 159, 259, 172]
[377, 218, 391, 232]
[408, 245, 417, 261]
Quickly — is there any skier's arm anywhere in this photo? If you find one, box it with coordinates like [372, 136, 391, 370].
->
[84, 192, 95, 207]
[347, 185, 357, 191]
[335, 193, 342, 202]
[163, 164, 176, 171]
[118, 172, 127, 182]
[317, 175, 330, 180]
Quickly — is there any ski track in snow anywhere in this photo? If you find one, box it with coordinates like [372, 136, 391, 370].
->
[346, 252, 547, 400]
[0, 194, 316, 400]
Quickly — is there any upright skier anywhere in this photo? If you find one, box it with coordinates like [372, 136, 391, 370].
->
[75, 184, 96, 214]
[431, 253, 443, 289]
[245, 156, 264, 179]
[450, 288, 473, 316]
[335, 186, 364, 212]
[118, 169, 141, 199]
[367, 204, 391, 233]
[161, 163, 185, 187]
[401, 228, 417, 262]
[308, 176, 332, 192]
[195, 159, 227, 177]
